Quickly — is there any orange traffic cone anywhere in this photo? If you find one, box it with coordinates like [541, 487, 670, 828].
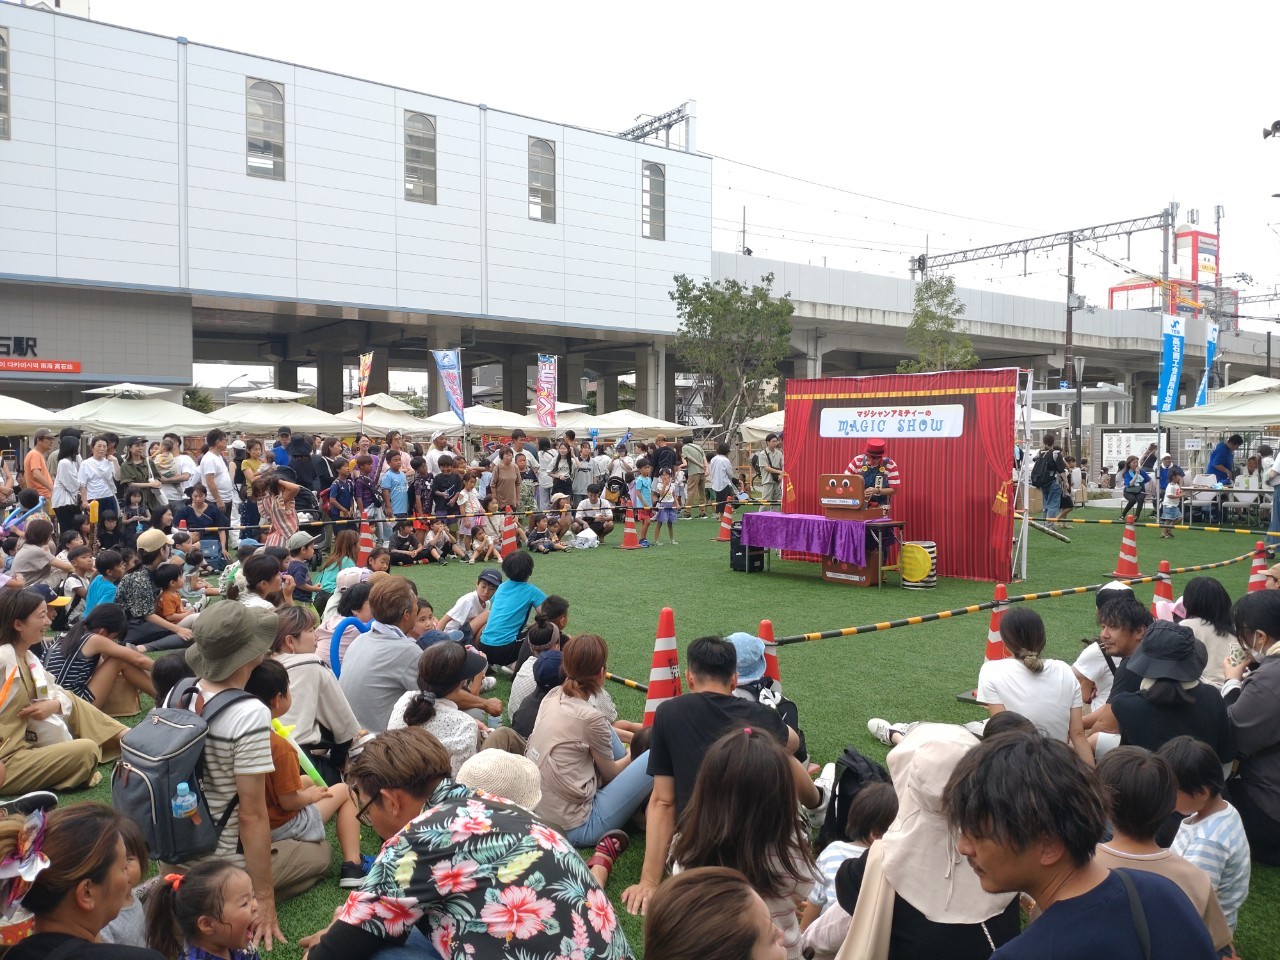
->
[642, 607, 682, 727]
[758, 618, 782, 697]
[1110, 514, 1142, 579]
[710, 500, 734, 542]
[617, 507, 641, 550]
[499, 507, 519, 558]
[1151, 560, 1174, 617]
[178, 519, 188, 531]
[958, 583, 1008, 703]
[1248, 541, 1268, 593]
[356, 509, 376, 566]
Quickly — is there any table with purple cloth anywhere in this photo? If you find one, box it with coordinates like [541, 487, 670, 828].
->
[742, 512, 899, 568]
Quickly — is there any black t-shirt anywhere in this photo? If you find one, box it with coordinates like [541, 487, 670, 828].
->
[836, 855, 1021, 959]
[391, 532, 419, 552]
[653, 445, 678, 477]
[1111, 659, 1141, 698]
[430, 473, 462, 512]
[647, 691, 788, 814]
[1111, 683, 1236, 762]
[7, 932, 165, 960]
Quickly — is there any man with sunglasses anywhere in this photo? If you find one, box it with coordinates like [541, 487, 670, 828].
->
[304, 726, 630, 960]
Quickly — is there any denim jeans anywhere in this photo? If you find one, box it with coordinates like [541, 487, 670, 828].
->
[1042, 479, 1062, 519]
[371, 926, 443, 960]
[564, 749, 653, 848]
[1269, 485, 1280, 544]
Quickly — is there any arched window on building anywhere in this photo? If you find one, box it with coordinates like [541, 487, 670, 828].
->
[528, 138, 556, 222]
[642, 162, 665, 240]
[404, 112, 437, 203]
[246, 79, 285, 179]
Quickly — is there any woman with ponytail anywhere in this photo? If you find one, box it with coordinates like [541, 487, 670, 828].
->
[42, 602, 155, 704]
[385, 641, 490, 776]
[1, 801, 164, 960]
[526, 634, 652, 858]
[976, 606, 1091, 762]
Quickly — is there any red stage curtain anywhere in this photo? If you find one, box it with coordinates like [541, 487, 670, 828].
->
[782, 369, 1017, 582]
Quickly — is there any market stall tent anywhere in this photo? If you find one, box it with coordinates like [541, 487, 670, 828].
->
[595, 409, 693, 438]
[1214, 375, 1280, 396]
[740, 410, 785, 444]
[215, 400, 349, 434]
[0, 395, 60, 434]
[334, 406, 435, 437]
[59, 393, 222, 435]
[1160, 393, 1280, 429]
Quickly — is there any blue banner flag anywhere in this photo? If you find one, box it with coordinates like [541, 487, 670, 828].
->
[431, 349, 466, 423]
[1195, 322, 1218, 407]
[1158, 315, 1185, 413]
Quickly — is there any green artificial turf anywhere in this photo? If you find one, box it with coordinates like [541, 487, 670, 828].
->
[60, 506, 1280, 958]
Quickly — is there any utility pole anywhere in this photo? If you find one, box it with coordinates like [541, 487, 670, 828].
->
[741, 206, 747, 256]
[1064, 233, 1075, 455]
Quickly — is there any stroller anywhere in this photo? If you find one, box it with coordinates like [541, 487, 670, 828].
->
[603, 476, 631, 522]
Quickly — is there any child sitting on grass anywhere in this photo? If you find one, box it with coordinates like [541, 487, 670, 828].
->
[180, 548, 220, 607]
[153, 562, 198, 631]
[1160, 735, 1252, 933]
[526, 513, 568, 553]
[245, 658, 367, 888]
[469, 525, 500, 563]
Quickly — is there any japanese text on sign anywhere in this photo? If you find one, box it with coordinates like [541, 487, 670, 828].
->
[819, 404, 965, 439]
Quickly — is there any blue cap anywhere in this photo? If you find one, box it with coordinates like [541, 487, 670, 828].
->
[533, 650, 564, 689]
[237, 537, 261, 548]
[726, 632, 766, 683]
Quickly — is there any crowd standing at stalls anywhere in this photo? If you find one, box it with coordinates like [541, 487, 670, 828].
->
[0, 421, 1273, 959]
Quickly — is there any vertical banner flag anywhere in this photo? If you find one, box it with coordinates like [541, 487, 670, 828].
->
[1158, 315, 1185, 413]
[1195, 321, 1218, 407]
[431, 349, 467, 423]
[358, 351, 374, 399]
[536, 354, 558, 429]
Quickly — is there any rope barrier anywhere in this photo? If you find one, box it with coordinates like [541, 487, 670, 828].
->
[773, 548, 1256, 647]
[1015, 512, 1269, 537]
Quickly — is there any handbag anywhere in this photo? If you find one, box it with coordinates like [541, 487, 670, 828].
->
[1124, 480, 1146, 496]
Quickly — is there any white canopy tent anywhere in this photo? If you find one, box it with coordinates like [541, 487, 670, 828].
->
[215, 400, 349, 435]
[0, 395, 60, 434]
[740, 410, 785, 444]
[1214, 375, 1280, 397]
[1160, 393, 1280, 429]
[350, 392, 415, 412]
[1016, 407, 1069, 433]
[83, 382, 169, 398]
[59, 394, 222, 435]
[595, 409, 693, 438]
[420, 405, 553, 436]
[229, 388, 309, 401]
[334, 407, 435, 437]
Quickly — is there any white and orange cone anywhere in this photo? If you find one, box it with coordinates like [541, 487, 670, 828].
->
[356, 509, 376, 566]
[711, 500, 734, 542]
[1248, 541, 1268, 593]
[1110, 514, 1142, 579]
[758, 618, 782, 698]
[959, 583, 1009, 703]
[617, 507, 641, 550]
[642, 607, 682, 727]
[499, 507, 519, 559]
[1151, 559, 1174, 616]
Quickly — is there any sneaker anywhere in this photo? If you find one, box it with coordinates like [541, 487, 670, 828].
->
[867, 717, 905, 746]
[813, 762, 836, 798]
[0, 791, 57, 818]
[669, 540, 678, 545]
[339, 861, 366, 889]
[652, 540, 662, 546]
[639, 539, 650, 548]
[481, 676, 497, 692]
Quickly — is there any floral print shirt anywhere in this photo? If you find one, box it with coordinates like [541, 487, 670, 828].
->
[309, 779, 631, 960]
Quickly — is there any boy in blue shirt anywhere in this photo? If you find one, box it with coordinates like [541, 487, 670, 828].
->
[286, 531, 322, 602]
[633, 457, 654, 547]
[477, 550, 546, 667]
[380, 451, 411, 519]
[328, 459, 356, 532]
[84, 549, 125, 616]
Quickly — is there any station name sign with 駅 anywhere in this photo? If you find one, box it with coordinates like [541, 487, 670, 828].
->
[0, 337, 81, 374]
[819, 405, 966, 439]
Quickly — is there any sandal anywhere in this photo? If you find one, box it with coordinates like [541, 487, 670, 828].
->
[586, 829, 630, 878]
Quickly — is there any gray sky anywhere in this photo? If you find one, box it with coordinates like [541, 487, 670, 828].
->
[88, 0, 1280, 386]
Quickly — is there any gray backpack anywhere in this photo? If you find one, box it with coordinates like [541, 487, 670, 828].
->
[111, 677, 253, 863]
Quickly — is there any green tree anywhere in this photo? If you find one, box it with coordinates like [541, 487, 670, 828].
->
[671, 272, 794, 440]
[183, 387, 214, 413]
[897, 273, 980, 373]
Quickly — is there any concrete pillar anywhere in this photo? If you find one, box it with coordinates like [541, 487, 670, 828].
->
[663, 354, 677, 422]
[502, 354, 526, 412]
[599, 373, 619, 414]
[634, 348, 659, 417]
[366, 348, 390, 398]
[315, 351, 344, 413]
[558, 353, 586, 405]
[274, 360, 299, 393]
[423, 325, 459, 416]
[461, 366, 475, 407]
[777, 360, 793, 409]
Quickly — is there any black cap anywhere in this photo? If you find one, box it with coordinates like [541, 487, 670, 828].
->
[533, 650, 565, 689]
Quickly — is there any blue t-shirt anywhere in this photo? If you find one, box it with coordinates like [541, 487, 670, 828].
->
[83, 575, 118, 616]
[483, 580, 547, 648]
[380, 469, 410, 516]
[286, 557, 312, 588]
[273, 444, 290, 467]
[992, 869, 1214, 960]
[1207, 441, 1235, 484]
[328, 477, 354, 516]
[634, 475, 653, 508]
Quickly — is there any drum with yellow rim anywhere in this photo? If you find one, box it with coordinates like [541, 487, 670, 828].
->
[900, 541, 937, 589]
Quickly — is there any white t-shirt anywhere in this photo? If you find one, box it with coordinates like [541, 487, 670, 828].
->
[976, 657, 1083, 743]
[1163, 482, 1184, 509]
[77, 457, 117, 500]
[576, 498, 613, 521]
[200, 451, 235, 504]
[424, 446, 448, 477]
[1072, 641, 1115, 709]
[444, 589, 487, 628]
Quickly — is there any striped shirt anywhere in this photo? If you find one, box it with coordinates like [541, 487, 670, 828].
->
[1172, 803, 1252, 931]
[844, 455, 901, 486]
[177, 684, 274, 862]
[808, 840, 867, 910]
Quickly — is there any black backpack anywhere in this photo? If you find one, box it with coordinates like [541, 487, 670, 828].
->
[817, 745, 891, 851]
[112, 677, 255, 863]
[1030, 451, 1059, 489]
